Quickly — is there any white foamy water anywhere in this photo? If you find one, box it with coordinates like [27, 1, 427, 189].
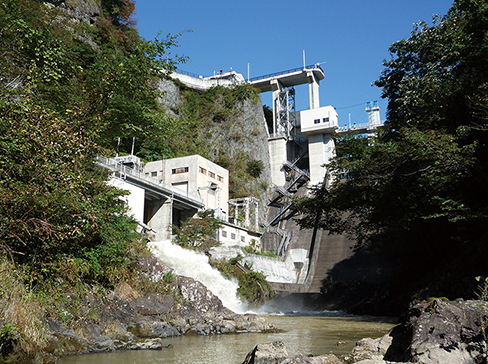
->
[150, 240, 248, 314]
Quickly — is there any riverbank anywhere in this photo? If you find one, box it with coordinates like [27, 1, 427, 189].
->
[243, 298, 488, 364]
[57, 314, 395, 364]
[0, 256, 276, 363]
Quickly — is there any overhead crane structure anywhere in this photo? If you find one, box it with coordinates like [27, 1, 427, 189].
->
[249, 64, 325, 140]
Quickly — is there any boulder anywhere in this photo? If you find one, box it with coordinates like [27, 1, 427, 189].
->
[178, 276, 226, 314]
[406, 299, 488, 363]
[242, 341, 342, 364]
[130, 293, 174, 316]
[242, 341, 289, 364]
[343, 298, 488, 364]
[282, 354, 343, 363]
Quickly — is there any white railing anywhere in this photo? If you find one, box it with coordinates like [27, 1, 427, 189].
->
[95, 156, 204, 206]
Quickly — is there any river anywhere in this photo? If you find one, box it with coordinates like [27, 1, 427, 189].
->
[58, 313, 395, 364]
[59, 242, 396, 362]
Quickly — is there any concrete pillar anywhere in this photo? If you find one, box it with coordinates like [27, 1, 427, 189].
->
[146, 198, 172, 241]
[270, 80, 280, 136]
[108, 177, 145, 224]
[307, 133, 336, 187]
[268, 136, 287, 187]
[307, 71, 320, 110]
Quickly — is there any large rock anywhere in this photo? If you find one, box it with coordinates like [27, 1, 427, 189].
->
[344, 298, 488, 364]
[242, 341, 289, 364]
[178, 276, 226, 314]
[242, 341, 342, 364]
[406, 299, 488, 363]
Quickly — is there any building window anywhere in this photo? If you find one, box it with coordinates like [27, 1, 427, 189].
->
[323, 117, 330, 123]
[231, 233, 236, 240]
[222, 231, 227, 238]
[209, 171, 216, 179]
[199, 166, 207, 175]
[151, 171, 157, 177]
[314, 119, 320, 124]
[241, 236, 245, 243]
[217, 175, 224, 183]
[172, 167, 189, 174]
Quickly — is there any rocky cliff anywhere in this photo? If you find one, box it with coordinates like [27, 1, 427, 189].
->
[156, 77, 273, 219]
[21, 257, 276, 362]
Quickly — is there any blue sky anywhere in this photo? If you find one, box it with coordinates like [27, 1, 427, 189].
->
[134, 0, 454, 126]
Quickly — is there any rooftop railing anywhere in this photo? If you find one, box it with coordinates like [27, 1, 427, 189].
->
[248, 64, 324, 83]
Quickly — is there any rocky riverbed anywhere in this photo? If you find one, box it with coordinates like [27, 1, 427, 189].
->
[243, 298, 488, 364]
[40, 256, 276, 361]
[14, 253, 488, 364]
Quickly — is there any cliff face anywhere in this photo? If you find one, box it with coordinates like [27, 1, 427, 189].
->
[45, 0, 100, 25]
[155, 77, 273, 220]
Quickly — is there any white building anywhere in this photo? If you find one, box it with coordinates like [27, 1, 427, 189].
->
[299, 105, 338, 186]
[144, 155, 229, 221]
[143, 155, 261, 247]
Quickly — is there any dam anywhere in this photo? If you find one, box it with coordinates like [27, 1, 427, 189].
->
[104, 65, 384, 294]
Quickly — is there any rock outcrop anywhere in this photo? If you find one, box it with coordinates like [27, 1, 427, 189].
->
[242, 341, 342, 364]
[242, 299, 488, 364]
[44, 257, 276, 358]
[45, 0, 100, 25]
[155, 77, 273, 219]
[342, 298, 488, 364]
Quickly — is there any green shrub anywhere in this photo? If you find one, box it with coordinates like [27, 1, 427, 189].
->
[173, 210, 223, 250]
[0, 323, 19, 359]
[247, 159, 264, 178]
[163, 272, 174, 282]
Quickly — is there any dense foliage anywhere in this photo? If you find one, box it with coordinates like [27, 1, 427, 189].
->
[297, 0, 488, 304]
[173, 210, 223, 250]
[0, 0, 273, 359]
[0, 0, 191, 283]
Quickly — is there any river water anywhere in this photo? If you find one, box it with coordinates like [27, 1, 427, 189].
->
[58, 313, 395, 364]
[59, 242, 396, 363]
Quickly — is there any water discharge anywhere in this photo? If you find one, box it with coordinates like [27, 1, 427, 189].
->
[150, 240, 248, 314]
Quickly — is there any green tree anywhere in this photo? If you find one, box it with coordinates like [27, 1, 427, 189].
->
[173, 210, 223, 250]
[0, 103, 139, 279]
[0, 0, 190, 283]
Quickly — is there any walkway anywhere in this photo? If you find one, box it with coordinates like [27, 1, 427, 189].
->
[249, 64, 325, 93]
[95, 155, 204, 210]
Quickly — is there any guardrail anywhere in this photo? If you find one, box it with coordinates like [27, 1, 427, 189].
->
[175, 69, 205, 79]
[95, 156, 204, 207]
[337, 122, 385, 133]
[249, 64, 323, 82]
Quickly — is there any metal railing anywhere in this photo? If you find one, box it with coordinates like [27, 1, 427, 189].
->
[337, 121, 385, 133]
[249, 64, 323, 82]
[95, 156, 204, 206]
[175, 69, 205, 79]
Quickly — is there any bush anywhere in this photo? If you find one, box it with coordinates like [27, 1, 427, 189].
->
[246, 159, 264, 178]
[173, 210, 223, 251]
[210, 257, 274, 305]
[0, 323, 19, 359]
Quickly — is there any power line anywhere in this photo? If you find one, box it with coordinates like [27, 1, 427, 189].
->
[335, 102, 368, 110]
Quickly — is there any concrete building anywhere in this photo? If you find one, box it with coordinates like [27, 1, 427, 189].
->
[298, 106, 338, 186]
[97, 154, 205, 241]
[144, 155, 229, 221]
[143, 155, 262, 247]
